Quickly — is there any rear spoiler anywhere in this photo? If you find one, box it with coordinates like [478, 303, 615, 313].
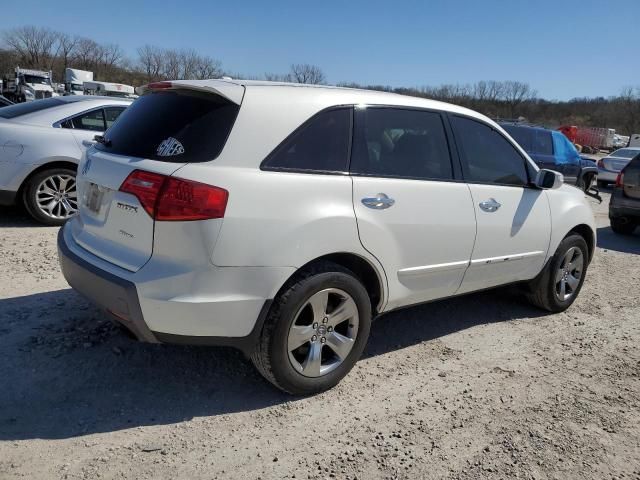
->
[135, 80, 245, 105]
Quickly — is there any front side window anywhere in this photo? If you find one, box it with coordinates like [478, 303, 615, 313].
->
[551, 131, 580, 165]
[451, 116, 529, 186]
[532, 130, 553, 155]
[351, 108, 453, 180]
[502, 125, 531, 152]
[70, 109, 106, 131]
[104, 107, 126, 128]
[262, 108, 351, 172]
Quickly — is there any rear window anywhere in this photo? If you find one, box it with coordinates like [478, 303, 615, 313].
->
[97, 90, 240, 163]
[0, 98, 65, 119]
[612, 149, 640, 159]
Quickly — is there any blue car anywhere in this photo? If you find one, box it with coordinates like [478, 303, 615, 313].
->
[500, 122, 598, 192]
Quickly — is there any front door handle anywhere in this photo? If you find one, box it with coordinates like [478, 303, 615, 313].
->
[479, 198, 501, 212]
[362, 193, 395, 210]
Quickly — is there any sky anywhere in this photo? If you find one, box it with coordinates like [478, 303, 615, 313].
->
[1, 0, 638, 100]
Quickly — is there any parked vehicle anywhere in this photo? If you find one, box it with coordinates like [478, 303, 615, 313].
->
[0, 95, 13, 107]
[0, 96, 131, 225]
[597, 147, 640, 187]
[558, 125, 616, 152]
[64, 68, 94, 96]
[630, 134, 640, 148]
[500, 122, 598, 192]
[83, 80, 136, 98]
[58, 80, 596, 395]
[613, 134, 630, 149]
[609, 152, 640, 235]
[1, 67, 58, 102]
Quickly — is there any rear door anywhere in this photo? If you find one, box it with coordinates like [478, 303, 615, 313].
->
[70, 86, 243, 271]
[449, 115, 551, 293]
[351, 107, 476, 309]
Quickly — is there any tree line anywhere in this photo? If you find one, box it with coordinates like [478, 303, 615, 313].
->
[1, 25, 639, 135]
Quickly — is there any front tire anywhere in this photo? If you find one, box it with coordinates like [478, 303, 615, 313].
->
[251, 261, 372, 395]
[526, 234, 589, 313]
[23, 168, 78, 226]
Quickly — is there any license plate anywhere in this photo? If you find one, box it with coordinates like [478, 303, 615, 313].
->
[85, 183, 103, 213]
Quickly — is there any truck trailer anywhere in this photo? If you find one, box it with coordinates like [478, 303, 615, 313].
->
[64, 68, 94, 95]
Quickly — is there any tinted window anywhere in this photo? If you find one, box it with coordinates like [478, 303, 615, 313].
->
[0, 98, 65, 119]
[612, 149, 640, 159]
[71, 109, 105, 131]
[98, 90, 240, 163]
[104, 107, 126, 128]
[263, 108, 351, 172]
[452, 116, 529, 186]
[532, 130, 553, 155]
[351, 108, 452, 180]
[502, 125, 531, 151]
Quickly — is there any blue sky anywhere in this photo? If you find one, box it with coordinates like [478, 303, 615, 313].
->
[2, 0, 638, 100]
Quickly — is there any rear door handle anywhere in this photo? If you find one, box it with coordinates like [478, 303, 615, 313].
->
[479, 198, 501, 212]
[362, 193, 395, 210]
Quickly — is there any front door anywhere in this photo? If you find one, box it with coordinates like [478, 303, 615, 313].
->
[350, 107, 477, 310]
[449, 115, 552, 293]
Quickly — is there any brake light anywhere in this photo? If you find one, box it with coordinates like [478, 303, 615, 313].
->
[119, 170, 228, 221]
[615, 172, 624, 187]
[597, 159, 604, 168]
[146, 81, 172, 90]
[119, 170, 165, 216]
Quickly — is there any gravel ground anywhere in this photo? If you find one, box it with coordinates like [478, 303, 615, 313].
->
[0, 190, 639, 480]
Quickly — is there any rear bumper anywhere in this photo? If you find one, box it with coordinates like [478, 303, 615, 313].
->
[609, 189, 640, 220]
[598, 168, 619, 182]
[57, 225, 281, 354]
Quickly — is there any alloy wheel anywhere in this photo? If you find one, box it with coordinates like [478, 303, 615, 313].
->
[35, 174, 78, 220]
[555, 246, 584, 302]
[287, 288, 359, 378]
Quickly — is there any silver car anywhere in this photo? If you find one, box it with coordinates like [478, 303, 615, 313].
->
[0, 96, 131, 225]
[597, 147, 640, 187]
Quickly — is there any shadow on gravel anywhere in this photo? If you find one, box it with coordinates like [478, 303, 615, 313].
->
[0, 286, 546, 440]
[0, 206, 47, 228]
[596, 226, 640, 255]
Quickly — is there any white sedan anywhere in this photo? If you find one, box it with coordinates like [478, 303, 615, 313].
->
[0, 96, 132, 225]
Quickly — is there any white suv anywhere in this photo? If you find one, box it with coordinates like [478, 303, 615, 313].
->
[58, 80, 596, 394]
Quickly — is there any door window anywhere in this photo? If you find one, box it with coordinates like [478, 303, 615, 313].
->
[104, 107, 126, 128]
[351, 108, 453, 180]
[532, 131, 553, 155]
[451, 116, 529, 186]
[70, 109, 106, 131]
[262, 108, 351, 172]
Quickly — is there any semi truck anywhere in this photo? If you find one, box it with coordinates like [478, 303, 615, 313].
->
[1, 67, 57, 102]
[64, 68, 94, 95]
[558, 125, 616, 153]
[82, 80, 136, 98]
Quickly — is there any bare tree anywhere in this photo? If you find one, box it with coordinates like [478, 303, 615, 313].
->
[56, 33, 78, 71]
[137, 44, 164, 81]
[2, 26, 59, 69]
[289, 64, 325, 84]
[502, 80, 537, 117]
[264, 72, 292, 82]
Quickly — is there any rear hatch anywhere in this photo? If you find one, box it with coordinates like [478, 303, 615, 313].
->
[622, 155, 640, 200]
[70, 81, 244, 272]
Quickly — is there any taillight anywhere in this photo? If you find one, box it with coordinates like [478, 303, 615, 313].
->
[615, 172, 624, 188]
[119, 170, 228, 221]
[146, 81, 172, 90]
[119, 170, 165, 216]
[597, 159, 604, 168]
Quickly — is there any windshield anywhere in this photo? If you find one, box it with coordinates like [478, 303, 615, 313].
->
[611, 149, 639, 159]
[22, 74, 50, 85]
[71, 83, 83, 91]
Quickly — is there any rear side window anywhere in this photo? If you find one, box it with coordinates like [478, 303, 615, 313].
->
[262, 108, 351, 172]
[451, 116, 529, 186]
[0, 97, 65, 119]
[97, 90, 240, 163]
[351, 108, 453, 180]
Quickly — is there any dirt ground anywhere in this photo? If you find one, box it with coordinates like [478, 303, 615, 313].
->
[0, 190, 638, 480]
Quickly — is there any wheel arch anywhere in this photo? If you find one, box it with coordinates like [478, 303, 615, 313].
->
[278, 252, 387, 315]
[17, 159, 78, 204]
[567, 223, 596, 263]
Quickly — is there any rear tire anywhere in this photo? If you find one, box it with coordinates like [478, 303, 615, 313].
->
[23, 167, 78, 226]
[251, 261, 372, 395]
[610, 218, 636, 235]
[526, 234, 589, 313]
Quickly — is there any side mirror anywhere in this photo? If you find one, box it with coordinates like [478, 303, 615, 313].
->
[535, 169, 563, 189]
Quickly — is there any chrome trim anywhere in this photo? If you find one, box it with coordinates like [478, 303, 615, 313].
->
[478, 198, 501, 212]
[470, 251, 545, 266]
[361, 193, 395, 209]
[398, 260, 469, 277]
